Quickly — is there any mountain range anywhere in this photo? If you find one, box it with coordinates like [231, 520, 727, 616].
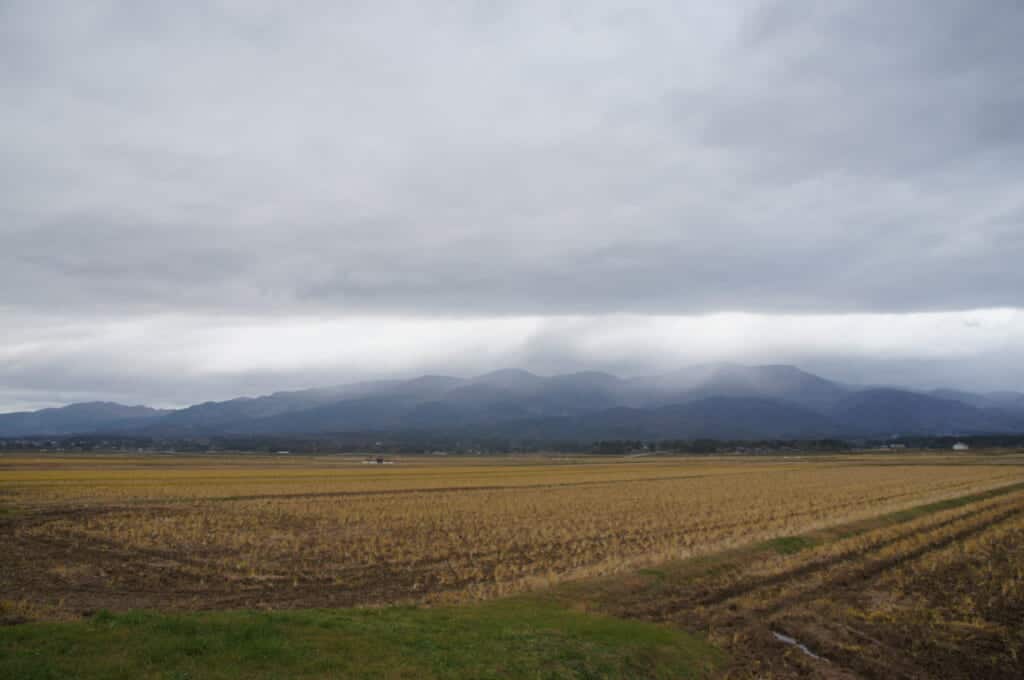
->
[3, 364, 1024, 441]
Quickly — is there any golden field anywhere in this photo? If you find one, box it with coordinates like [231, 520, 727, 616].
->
[2, 452, 1023, 617]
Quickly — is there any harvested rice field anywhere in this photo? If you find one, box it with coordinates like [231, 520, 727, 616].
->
[2, 452, 1022, 620]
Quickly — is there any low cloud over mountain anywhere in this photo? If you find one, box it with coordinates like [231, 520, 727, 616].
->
[4, 365, 1023, 441]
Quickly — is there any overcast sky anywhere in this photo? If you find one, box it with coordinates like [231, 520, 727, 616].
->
[3, 1, 1023, 411]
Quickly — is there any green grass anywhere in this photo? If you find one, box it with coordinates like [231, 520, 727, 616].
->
[762, 535, 817, 555]
[0, 599, 724, 680]
[884, 481, 1024, 523]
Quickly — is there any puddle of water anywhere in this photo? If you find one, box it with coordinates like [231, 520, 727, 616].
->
[772, 631, 826, 661]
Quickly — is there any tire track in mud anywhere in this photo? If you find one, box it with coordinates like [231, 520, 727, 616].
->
[751, 501, 1024, 618]
[624, 487, 1024, 626]
[688, 492, 1024, 609]
[768, 518, 1024, 680]
[633, 497, 1024, 679]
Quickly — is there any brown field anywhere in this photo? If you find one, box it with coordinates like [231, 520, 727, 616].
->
[3, 450, 1023, 633]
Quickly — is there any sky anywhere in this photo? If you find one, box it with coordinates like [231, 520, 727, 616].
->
[2, 1, 1023, 411]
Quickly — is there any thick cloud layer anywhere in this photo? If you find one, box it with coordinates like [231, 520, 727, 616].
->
[2, 2, 1023, 409]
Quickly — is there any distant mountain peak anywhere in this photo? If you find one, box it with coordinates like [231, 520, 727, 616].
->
[469, 368, 545, 390]
[4, 365, 1024, 440]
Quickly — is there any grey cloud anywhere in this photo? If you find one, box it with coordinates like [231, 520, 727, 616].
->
[2, 1, 1022, 318]
[2, 1, 1024, 408]
[711, 1, 1024, 182]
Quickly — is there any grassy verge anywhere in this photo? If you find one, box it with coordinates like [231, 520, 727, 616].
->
[0, 599, 724, 680]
